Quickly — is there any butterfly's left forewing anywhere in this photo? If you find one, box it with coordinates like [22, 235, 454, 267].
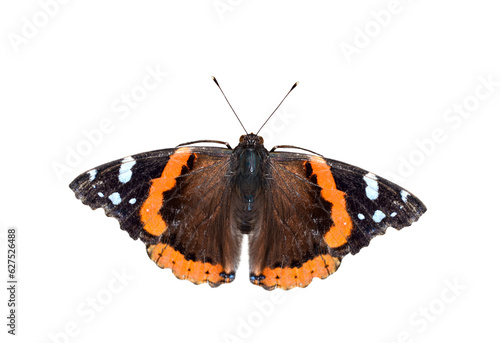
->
[70, 148, 177, 242]
[249, 152, 426, 290]
[70, 147, 242, 287]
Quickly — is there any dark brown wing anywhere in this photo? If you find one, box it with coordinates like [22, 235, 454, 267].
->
[70, 147, 241, 287]
[249, 152, 426, 290]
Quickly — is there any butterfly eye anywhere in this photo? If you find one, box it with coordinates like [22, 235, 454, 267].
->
[239, 135, 245, 143]
[258, 136, 264, 145]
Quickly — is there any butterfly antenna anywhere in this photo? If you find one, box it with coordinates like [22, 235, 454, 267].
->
[256, 81, 298, 135]
[212, 76, 248, 135]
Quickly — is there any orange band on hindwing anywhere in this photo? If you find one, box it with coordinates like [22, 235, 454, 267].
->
[147, 243, 230, 286]
[308, 156, 353, 249]
[253, 254, 340, 290]
[140, 148, 194, 236]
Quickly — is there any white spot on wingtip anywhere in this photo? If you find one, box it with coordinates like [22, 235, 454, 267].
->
[88, 169, 97, 181]
[98, 192, 104, 197]
[372, 210, 386, 223]
[108, 192, 121, 205]
[119, 156, 136, 184]
[401, 190, 409, 203]
[358, 213, 365, 220]
[390, 212, 397, 217]
[129, 198, 136, 204]
[363, 173, 379, 200]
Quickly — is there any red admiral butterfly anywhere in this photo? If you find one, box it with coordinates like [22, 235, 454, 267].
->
[70, 78, 426, 290]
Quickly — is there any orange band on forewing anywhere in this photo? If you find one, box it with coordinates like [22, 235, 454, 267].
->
[147, 243, 227, 286]
[257, 254, 340, 290]
[308, 157, 353, 249]
[140, 148, 193, 236]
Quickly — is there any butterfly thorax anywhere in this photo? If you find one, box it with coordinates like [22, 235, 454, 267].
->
[232, 134, 268, 233]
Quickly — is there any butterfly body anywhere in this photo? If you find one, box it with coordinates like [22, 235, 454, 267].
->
[70, 133, 426, 290]
[232, 134, 267, 233]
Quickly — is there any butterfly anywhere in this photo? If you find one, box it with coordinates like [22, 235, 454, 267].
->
[70, 78, 426, 290]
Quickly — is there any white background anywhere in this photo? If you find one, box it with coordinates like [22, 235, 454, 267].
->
[1, 1, 499, 342]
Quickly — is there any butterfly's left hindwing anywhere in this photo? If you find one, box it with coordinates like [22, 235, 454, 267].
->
[70, 147, 242, 287]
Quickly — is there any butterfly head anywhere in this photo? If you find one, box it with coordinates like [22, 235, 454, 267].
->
[239, 133, 264, 147]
